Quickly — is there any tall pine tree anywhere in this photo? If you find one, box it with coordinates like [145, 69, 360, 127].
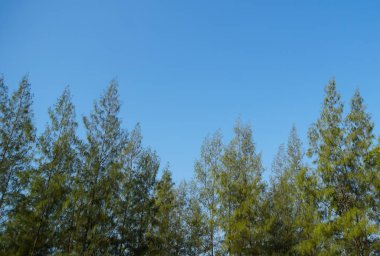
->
[4, 88, 80, 255]
[0, 77, 35, 227]
[218, 121, 265, 255]
[73, 81, 127, 255]
[308, 80, 378, 254]
[265, 126, 304, 255]
[194, 131, 223, 256]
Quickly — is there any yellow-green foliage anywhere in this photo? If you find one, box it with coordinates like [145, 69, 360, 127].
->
[0, 77, 379, 255]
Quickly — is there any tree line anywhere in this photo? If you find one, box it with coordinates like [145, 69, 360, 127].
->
[0, 76, 379, 255]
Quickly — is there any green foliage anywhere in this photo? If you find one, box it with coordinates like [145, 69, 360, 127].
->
[0, 77, 35, 223]
[113, 124, 158, 256]
[182, 182, 207, 256]
[149, 168, 185, 255]
[217, 121, 265, 255]
[307, 80, 378, 254]
[72, 81, 128, 255]
[0, 76, 379, 255]
[194, 131, 223, 256]
[4, 88, 80, 255]
[265, 126, 305, 255]
[0, 77, 36, 255]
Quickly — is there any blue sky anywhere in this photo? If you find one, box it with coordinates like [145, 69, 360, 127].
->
[1, 1, 380, 182]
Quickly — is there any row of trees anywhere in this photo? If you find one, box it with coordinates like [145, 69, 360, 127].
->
[0, 76, 379, 255]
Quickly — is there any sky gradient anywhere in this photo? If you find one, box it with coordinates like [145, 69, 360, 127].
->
[1, 0, 380, 182]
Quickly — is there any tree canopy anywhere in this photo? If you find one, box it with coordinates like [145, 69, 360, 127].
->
[0, 76, 379, 255]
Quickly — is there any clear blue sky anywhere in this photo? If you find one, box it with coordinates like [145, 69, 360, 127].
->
[1, 1, 380, 182]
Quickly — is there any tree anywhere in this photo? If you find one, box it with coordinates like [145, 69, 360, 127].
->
[194, 131, 223, 256]
[73, 81, 127, 255]
[0, 77, 35, 227]
[183, 181, 207, 256]
[3, 88, 80, 255]
[122, 148, 159, 255]
[266, 125, 317, 255]
[113, 123, 143, 255]
[308, 80, 378, 254]
[149, 168, 186, 255]
[218, 121, 265, 255]
[365, 143, 380, 253]
[307, 79, 346, 254]
[0, 77, 36, 255]
[292, 164, 320, 256]
[338, 90, 377, 254]
[0, 75, 379, 255]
